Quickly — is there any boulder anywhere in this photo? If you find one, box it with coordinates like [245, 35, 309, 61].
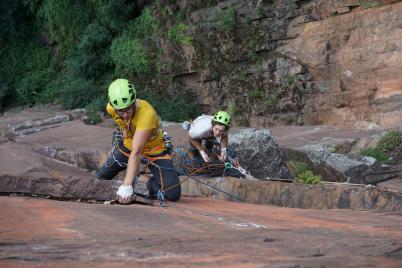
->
[298, 144, 396, 184]
[229, 128, 293, 180]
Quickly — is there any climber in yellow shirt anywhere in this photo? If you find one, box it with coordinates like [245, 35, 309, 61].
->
[96, 78, 181, 204]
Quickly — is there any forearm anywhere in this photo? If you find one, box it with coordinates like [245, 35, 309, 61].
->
[220, 135, 228, 149]
[123, 151, 141, 186]
[190, 138, 205, 152]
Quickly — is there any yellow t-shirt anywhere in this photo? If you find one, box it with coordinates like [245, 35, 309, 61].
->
[106, 100, 164, 155]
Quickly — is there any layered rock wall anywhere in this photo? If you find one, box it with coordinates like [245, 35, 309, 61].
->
[158, 0, 402, 128]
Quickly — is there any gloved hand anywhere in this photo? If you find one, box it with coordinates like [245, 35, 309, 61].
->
[116, 184, 133, 204]
[219, 147, 227, 161]
[200, 150, 210, 162]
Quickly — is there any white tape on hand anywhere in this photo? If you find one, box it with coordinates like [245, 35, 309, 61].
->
[116, 184, 133, 199]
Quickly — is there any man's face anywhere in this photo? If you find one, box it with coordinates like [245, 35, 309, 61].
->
[212, 124, 227, 138]
[116, 104, 134, 121]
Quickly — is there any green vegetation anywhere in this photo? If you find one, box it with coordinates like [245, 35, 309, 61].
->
[330, 144, 342, 153]
[359, 0, 381, 9]
[296, 114, 304, 126]
[227, 100, 239, 117]
[210, 7, 237, 31]
[247, 40, 260, 62]
[249, 88, 263, 98]
[289, 160, 310, 174]
[111, 36, 150, 75]
[285, 75, 295, 85]
[168, 23, 192, 45]
[84, 97, 104, 125]
[0, 1, 200, 122]
[361, 147, 391, 164]
[361, 131, 402, 164]
[157, 94, 201, 122]
[256, 5, 265, 18]
[377, 131, 402, 157]
[297, 170, 322, 184]
[263, 94, 278, 109]
[111, 7, 160, 76]
[42, 0, 93, 53]
[289, 157, 322, 184]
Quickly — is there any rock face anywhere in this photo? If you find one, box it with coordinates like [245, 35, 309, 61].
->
[158, 0, 402, 128]
[279, 1, 402, 128]
[270, 125, 397, 185]
[0, 107, 401, 212]
[0, 108, 86, 141]
[292, 144, 396, 184]
[0, 175, 117, 201]
[181, 176, 402, 211]
[2, 196, 402, 268]
[229, 128, 294, 180]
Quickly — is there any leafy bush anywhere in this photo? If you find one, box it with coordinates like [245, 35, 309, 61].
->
[168, 23, 192, 45]
[61, 22, 113, 109]
[111, 7, 160, 76]
[84, 97, 105, 125]
[0, 0, 56, 108]
[297, 170, 322, 184]
[361, 148, 391, 164]
[217, 7, 237, 31]
[139, 91, 201, 122]
[16, 70, 52, 105]
[93, 0, 133, 33]
[57, 77, 96, 109]
[209, 6, 237, 31]
[361, 131, 402, 164]
[111, 36, 150, 75]
[36, 73, 60, 103]
[130, 8, 159, 39]
[296, 114, 304, 125]
[377, 131, 402, 157]
[0, 2, 201, 119]
[77, 23, 112, 52]
[65, 23, 112, 79]
[0, 37, 53, 106]
[41, 0, 93, 52]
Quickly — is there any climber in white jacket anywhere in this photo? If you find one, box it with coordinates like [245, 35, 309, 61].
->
[188, 111, 231, 162]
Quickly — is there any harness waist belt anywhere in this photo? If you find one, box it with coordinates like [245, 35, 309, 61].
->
[117, 142, 168, 159]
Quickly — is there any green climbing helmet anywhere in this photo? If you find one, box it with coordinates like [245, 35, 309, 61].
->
[108, 78, 136, 110]
[213, 111, 231, 127]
